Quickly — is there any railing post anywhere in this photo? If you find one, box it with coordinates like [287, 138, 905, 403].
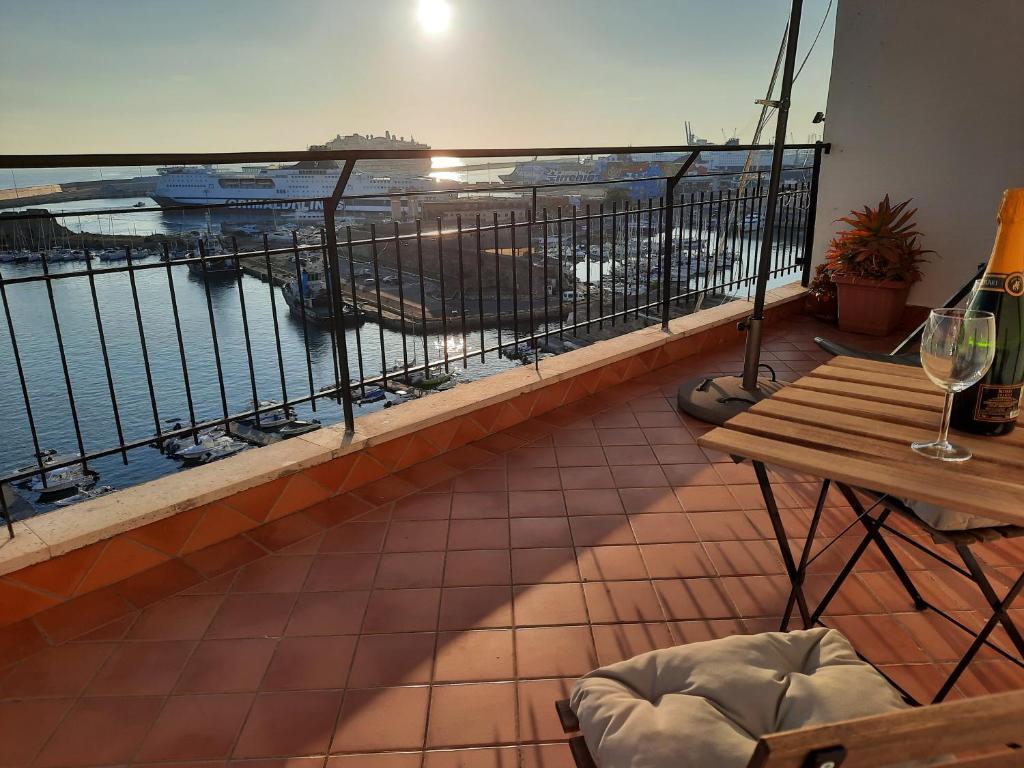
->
[324, 160, 357, 433]
[661, 151, 701, 329]
[660, 178, 676, 329]
[800, 141, 826, 287]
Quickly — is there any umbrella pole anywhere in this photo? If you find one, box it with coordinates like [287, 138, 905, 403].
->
[677, 0, 805, 425]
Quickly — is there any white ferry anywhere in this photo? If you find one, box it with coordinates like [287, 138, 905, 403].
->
[499, 158, 601, 186]
[152, 160, 436, 216]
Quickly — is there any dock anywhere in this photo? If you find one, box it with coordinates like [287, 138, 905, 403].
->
[238, 251, 574, 334]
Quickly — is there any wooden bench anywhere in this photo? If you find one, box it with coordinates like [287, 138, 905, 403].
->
[557, 689, 1024, 767]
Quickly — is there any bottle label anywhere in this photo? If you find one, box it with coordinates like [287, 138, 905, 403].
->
[973, 383, 1024, 422]
[981, 272, 1024, 296]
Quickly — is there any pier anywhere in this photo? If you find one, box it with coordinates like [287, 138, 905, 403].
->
[0, 176, 160, 210]
[238, 250, 577, 334]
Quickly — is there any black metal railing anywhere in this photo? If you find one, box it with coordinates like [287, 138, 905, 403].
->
[0, 142, 825, 534]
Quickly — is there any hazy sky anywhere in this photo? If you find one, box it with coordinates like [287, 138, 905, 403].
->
[0, 0, 835, 154]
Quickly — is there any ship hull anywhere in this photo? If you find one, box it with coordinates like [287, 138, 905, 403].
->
[150, 193, 329, 212]
[152, 161, 435, 213]
[282, 283, 366, 326]
[151, 192, 400, 215]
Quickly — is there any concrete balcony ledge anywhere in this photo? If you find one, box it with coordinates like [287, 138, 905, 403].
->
[0, 284, 806, 661]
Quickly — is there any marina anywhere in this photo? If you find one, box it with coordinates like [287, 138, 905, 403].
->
[0, 134, 813, 520]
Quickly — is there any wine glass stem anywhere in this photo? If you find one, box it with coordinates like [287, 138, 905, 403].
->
[939, 390, 954, 447]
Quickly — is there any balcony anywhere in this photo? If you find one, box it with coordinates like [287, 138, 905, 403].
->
[3, 0, 1024, 761]
[6, 0, 1024, 753]
[0, 133, 840, 765]
[1, 298, 1023, 765]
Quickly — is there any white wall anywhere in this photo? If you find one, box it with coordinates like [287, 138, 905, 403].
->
[812, 0, 1024, 308]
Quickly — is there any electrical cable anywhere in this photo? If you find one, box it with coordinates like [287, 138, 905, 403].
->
[794, 0, 835, 83]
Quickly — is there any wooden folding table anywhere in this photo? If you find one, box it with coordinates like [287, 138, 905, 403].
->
[698, 355, 1024, 702]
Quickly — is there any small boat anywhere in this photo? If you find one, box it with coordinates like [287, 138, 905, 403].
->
[239, 401, 298, 431]
[411, 370, 455, 390]
[276, 419, 322, 438]
[162, 426, 225, 457]
[282, 253, 366, 326]
[187, 237, 237, 278]
[266, 229, 298, 243]
[383, 389, 415, 408]
[55, 485, 115, 506]
[16, 449, 99, 502]
[356, 386, 387, 405]
[175, 434, 248, 466]
[97, 248, 125, 261]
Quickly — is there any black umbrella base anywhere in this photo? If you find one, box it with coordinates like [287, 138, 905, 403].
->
[676, 374, 787, 427]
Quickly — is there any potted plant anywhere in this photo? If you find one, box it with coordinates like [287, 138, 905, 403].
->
[826, 195, 932, 335]
[804, 263, 838, 322]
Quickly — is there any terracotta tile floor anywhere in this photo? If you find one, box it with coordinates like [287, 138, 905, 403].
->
[4, 314, 1024, 767]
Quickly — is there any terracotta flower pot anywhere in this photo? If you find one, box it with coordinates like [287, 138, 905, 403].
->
[832, 274, 911, 336]
[804, 292, 838, 322]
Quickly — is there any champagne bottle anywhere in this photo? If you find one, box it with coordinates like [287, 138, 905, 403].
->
[951, 189, 1024, 436]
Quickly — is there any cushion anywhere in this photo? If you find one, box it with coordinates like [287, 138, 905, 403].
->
[570, 628, 908, 768]
[904, 498, 1010, 532]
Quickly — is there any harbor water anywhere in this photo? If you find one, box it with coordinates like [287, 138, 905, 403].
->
[0, 256, 523, 513]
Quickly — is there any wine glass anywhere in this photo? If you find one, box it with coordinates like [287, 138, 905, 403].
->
[913, 308, 996, 461]
[963, 279, 983, 308]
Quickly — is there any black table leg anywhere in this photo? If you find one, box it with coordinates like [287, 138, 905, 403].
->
[752, 461, 812, 629]
[835, 483, 927, 611]
[781, 479, 830, 630]
[956, 544, 1024, 657]
[933, 569, 1024, 702]
[807, 507, 900, 627]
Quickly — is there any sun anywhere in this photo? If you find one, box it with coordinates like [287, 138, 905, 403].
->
[416, 0, 452, 35]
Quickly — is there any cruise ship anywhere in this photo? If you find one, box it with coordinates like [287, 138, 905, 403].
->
[318, 131, 432, 176]
[152, 160, 438, 215]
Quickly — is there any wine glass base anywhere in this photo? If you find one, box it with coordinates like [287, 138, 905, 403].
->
[911, 439, 973, 462]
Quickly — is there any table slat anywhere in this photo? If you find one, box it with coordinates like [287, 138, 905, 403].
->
[826, 355, 929, 380]
[773, 387, 939, 427]
[699, 428, 1024, 524]
[755, 399, 1024, 467]
[790, 376, 945, 411]
[812, 362, 940, 396]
